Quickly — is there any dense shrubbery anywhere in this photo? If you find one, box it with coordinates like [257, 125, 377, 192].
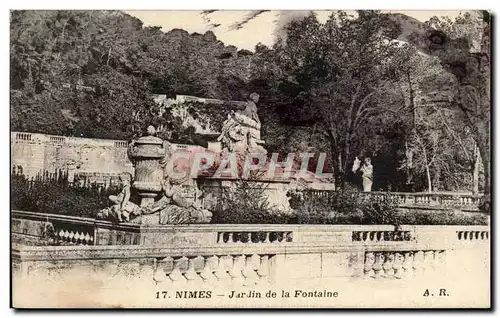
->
[12, 173, 487, 226]
[11, 173, 119, 218]
[287, 188, 402, 225]
[210, 180, 293, 224]
[210, 182, 488, 226]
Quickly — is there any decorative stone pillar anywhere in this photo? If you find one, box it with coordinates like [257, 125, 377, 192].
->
[127, 126, 166, 207]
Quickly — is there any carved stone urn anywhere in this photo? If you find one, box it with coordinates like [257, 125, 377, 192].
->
[127, 126, 166, 207]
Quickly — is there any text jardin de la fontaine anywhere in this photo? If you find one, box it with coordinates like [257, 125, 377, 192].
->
[156, 290, 339, 299]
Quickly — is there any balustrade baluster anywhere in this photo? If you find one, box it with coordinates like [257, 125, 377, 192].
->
[169, 257, 187, 284]
[364, 252, 375, 277]
[184, 256, 203, 283]
[424, 251, 435, 274]
[393, 253, 404, 279]
[372, 253, 384, 278]
[434, 250, 446, 272]
[382, 253, 395, 277]
[213, 255, 231, 282]
[263, 232, 270, 243]
[242, 254, 259, 286]
[84, 233, 90, 244]
[377, 232, 383, 241]
[402, 252, 413, 276]
[153, 258, 168, 283]
[413, 251, 424, 275]
[257, 255, 270, 284]
[369, 232, 375, 242]
[217, 232, 223, 243]
[199, 255, 218, 284]
[229, 255, 245, 286]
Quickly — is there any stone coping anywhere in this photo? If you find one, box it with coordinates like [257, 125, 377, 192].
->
[356, 191, 484, 198]
[11, 241, 450, 262]
[12, 210, 489, 232]
[199, 175, 293, 184]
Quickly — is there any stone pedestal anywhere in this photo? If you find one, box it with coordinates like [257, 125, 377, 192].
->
[200, 176, 294, 212]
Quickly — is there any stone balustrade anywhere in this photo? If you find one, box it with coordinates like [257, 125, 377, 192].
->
[153, 253, 273, 286]
[11, 209, 489, 309]
[364, 191, 483, 209]
[457, 230, 489, 240]
[217, 231, 293, 244]
[362, 250, 447, 279]
[352, 230, 413, 242]
[11, 211, 96, 246]
[12, 209, 490, 286]
[12, 222, 489, 284]
[307, 190, 484, 211]
[11, 210, 141, 246]
[12, 210, 490, 250]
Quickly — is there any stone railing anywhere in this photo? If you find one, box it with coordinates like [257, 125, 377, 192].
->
[12, 210, 490, 249]
[12, 222, 489, 283]
[11, 210, 490, 307]
[306, 190, 484, 211]
[374, 192, 484, 209]
[362, 250, 447, 279]
[11, 210, 141, 246]
[11, 210, 96, 246]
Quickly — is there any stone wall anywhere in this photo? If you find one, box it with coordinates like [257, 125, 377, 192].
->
[11, 132, 134, 181]
[11, 212, 490, 308]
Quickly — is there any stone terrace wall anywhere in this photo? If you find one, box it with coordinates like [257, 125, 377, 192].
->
[11, 219, 490, 308]
[11, 132, 134, 181]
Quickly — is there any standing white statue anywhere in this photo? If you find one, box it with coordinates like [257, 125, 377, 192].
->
[352, 156, 373, 192]
[360, 157, 373, 192]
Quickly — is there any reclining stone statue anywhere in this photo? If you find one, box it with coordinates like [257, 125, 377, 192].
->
[139, 176, 212, 225]
[96, 173, 141, 222]
[97, 175, 212, 225]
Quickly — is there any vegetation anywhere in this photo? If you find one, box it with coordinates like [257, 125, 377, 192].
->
[210, 182, 487, 226]
[10, 10, 490, 207]
[11, 171, 119, 218]
[11, 171, 486, 226]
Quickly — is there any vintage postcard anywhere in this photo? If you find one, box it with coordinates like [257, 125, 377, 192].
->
[10, 9, 491, 309]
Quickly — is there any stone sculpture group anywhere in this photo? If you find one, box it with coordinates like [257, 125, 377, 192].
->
[98, 92, 266, 225]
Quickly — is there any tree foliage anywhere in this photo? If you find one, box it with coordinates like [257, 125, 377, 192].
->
[10, 10, 490, 196]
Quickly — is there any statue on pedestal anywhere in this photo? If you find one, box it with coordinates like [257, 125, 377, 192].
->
[218, 92, 267, 154]
[97, 126, 212, 225]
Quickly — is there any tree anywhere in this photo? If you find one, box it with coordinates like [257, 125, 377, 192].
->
[388, 43, 481, 193]
[10, 10, 258, 141]
[406, 11, 490, 208]
[268, 11, 402, 188]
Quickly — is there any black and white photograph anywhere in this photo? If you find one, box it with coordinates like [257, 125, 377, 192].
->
[9, 7, 491, 309]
